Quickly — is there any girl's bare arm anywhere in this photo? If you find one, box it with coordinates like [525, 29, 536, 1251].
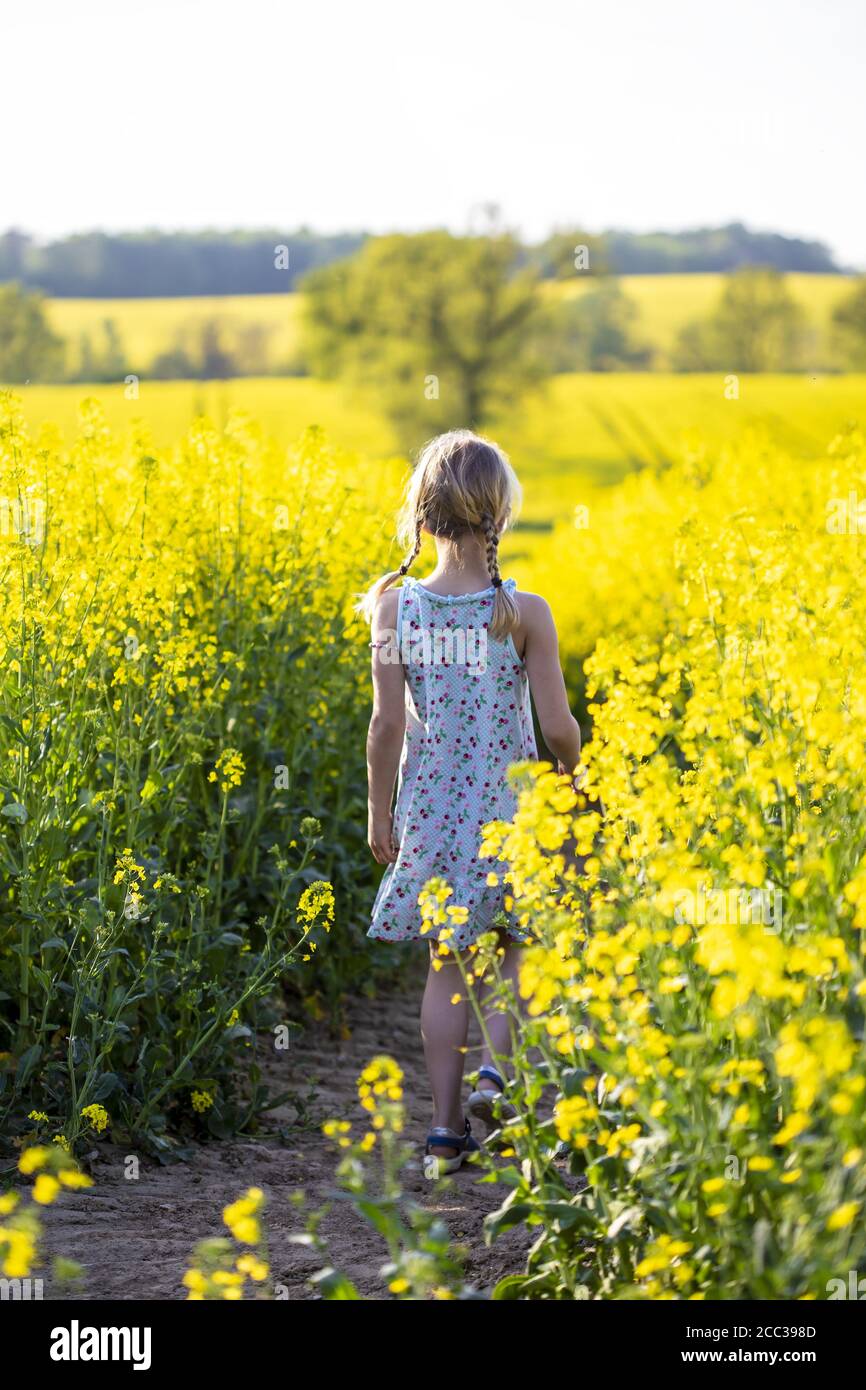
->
[519, 593, 583, 775]
[366, 588, 406, 863]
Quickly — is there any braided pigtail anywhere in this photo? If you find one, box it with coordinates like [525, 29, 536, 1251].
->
[356, 517, 422, 623]
[480, 512, 519, 641]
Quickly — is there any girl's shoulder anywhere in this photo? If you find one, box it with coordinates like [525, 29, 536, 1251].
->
[371, 584, 401, 633]
[512, 588, 555, 624]
[511, 588, 559, 655]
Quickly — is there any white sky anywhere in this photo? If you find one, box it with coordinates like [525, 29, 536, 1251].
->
[5, 0, 864, 267]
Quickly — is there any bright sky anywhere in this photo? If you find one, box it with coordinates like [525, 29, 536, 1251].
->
[6, 0, 864, 266]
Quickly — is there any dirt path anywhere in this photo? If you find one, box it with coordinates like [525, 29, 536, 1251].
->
[37, 972, 539, 1300]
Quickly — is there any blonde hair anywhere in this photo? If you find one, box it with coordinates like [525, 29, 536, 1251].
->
[359, 429, 521, 640]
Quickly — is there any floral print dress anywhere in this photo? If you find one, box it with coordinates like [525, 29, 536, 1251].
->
[368, 576, 537, 947]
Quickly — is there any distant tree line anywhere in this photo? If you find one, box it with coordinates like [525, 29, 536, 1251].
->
[588, 223, 841, 276]
[0, 228, 367, 298]
[0, 222, 842, 299]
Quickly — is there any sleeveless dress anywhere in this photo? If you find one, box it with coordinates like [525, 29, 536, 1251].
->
[368, 576, 538, 948]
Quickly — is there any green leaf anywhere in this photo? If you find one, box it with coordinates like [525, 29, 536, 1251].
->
[141, 775, 162, 803]
[606, 1204, 644, 1241]
[90, 1072, 120, 1102]
[752, 1218, 772, 1274]
[539, 1201, 582, 1231]
[483, 1201, 533, 1239]
[14, 1043, 42, 1089]
[1, 802, 28, 824]
[224, 1024, 253, 1041]
[353, 1197, 400, 1241]
[310, 1267, 360, 1299]
[491, 1273, 530, 1300]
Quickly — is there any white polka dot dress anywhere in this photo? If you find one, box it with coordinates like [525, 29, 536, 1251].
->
[368, 577, 538, 947]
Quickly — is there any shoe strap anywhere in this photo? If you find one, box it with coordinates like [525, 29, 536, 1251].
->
[426, 1120, 470, 1150]
[478, 1065, 505, 1090]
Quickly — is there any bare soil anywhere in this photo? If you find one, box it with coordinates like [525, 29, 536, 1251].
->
[37, 973, 539, 1300]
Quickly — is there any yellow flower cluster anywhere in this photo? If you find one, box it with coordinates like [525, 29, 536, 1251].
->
[184, 1187, 271, 1299]
[183, 1238, 269, 1301]
[209, 747, 246, 793]
[476, 429, 866, 1298]
[297, 880, 335, 933]
[223, 1187, 265, 1245]
[80, 1104, 110, 1133]
[418, 878, 470, 962]
[0, 1192, 40, 1278]
[1, 1146, 93, 1278]
[358, 1056, 404, 1133]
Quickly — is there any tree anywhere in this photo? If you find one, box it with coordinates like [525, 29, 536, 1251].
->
[72, 318, 129, 382]
[674, 267, 805, 371]
[0, 283, 64, 382]
[532, 229, 608, 279]
[300, 231, 543, 445]
[150, 318, 237, 380]
[534, 280, 651, 371]
[832, 278, 866, 369]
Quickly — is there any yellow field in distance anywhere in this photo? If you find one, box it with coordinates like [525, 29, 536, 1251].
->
[15, 372, 866, 525]
[45, 274, 856, 376]
[551, 272, 855, 358]
[47, 294, 303, 376]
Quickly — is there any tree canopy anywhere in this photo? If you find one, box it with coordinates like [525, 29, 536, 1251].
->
[0, 284, 64, 382]
[301, 231, 543, 444]
[674, 268, 807, 371]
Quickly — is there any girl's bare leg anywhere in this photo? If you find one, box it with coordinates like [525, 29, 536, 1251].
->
[476, 933, 523, 1089]
[420, 946, 469, 1156]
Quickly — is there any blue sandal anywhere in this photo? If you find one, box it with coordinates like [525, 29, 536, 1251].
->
[467, 1065, 518, 1136]
[422, 1117, 481, 1179]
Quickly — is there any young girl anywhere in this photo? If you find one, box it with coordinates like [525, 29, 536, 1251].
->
[361, 430, 582, 1176]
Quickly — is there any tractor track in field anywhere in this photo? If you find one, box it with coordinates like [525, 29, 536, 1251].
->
[35, 970, 549, 1301]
